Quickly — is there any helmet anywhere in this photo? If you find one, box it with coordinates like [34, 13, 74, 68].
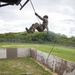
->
[43, 15, 48, 18]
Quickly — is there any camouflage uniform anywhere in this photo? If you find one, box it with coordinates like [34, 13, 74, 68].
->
[26, 13, 48, 33]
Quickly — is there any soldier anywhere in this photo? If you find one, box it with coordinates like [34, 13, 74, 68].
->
[26, 13, 49, 33]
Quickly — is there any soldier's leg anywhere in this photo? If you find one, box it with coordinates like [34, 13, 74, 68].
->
[26, 27, 35, 33]
[33, 23, 39, 28]
[36, 25, 45, 32]
[26, 23, 40, 33]
[29, 23, 39, 33]
[29, 23, 39, 29]
[28, 24, 35, 33]
[26, 27, 30, 33]
[25, 24, 35, 33]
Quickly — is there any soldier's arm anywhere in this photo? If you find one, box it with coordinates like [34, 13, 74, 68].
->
[35, 13, 45, 21]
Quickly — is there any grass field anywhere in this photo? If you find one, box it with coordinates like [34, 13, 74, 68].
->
[0, 42, 75, 62]
[0, 57, 52, 75]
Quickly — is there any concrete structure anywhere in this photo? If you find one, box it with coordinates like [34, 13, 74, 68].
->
[0, 48, 75, 75]
[17, 48, 30, 57]
[0, 48, 6, 58]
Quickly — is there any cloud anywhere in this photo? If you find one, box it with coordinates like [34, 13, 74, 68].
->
[0, 0, 75, 37]
[48, 12, 75, 37]
[63, 19, 75, 24]
[70, 27, 75, 34]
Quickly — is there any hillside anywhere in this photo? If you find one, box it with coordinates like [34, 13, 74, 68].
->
[0, 31, 75, 47]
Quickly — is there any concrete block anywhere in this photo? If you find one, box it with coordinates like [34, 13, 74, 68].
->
[7, 48, 17, 58]
[17, 48, 30, 57]
[0, 48, 6, 58]
[30, 48, 37, 60]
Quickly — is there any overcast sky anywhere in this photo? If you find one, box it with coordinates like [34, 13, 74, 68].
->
[0, 0, 75, 37]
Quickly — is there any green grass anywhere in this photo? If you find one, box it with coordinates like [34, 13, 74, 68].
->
[0, 42, 75, 62]
[0, 57, 52, 75]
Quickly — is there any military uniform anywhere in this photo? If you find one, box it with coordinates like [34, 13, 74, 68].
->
[26, 13, 48, 33]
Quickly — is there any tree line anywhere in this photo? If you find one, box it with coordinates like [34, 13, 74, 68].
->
[0, 31, 75, 47]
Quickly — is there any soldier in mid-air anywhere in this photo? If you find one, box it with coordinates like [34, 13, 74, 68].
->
[26, 13, 49, 33]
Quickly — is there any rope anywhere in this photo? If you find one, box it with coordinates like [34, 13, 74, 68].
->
[29, 0, 55, 66]
[29, 0, 36, 13]
[43, 40, 56, 75]
[46, 41, 56, 62]
[29, 0, 41, 24]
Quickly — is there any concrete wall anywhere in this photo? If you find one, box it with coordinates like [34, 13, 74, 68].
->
[0, 48, 75, 75]
[30, 48, 75, 75]
[0, 48, 6, 58]
[17, 48, 30, 57]
[0, 48, 30, 58]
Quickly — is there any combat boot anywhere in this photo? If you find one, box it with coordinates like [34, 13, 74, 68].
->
[26, 28, 30, 33]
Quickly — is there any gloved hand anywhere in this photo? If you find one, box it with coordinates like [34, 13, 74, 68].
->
[35, 13, 38, 16]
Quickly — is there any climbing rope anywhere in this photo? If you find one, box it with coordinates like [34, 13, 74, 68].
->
[29, 0, 36, 13]
[20, 0, 41, 24]
[43, 40, 56, 75]
[46, 41, 56, 62]
[29, 0, 41, 24]
[20, 0, 56, 74]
